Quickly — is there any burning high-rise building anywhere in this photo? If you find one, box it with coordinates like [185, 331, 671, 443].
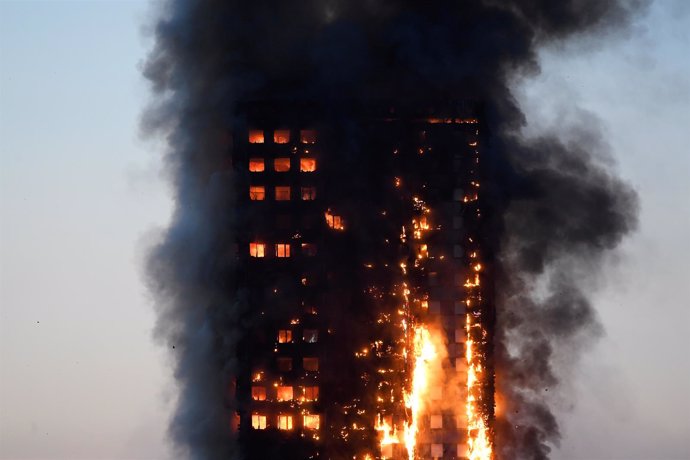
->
[230, 101, 494, 459]
[144, 2, 640, 460]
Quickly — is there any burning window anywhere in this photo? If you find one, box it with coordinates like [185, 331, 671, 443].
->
[277, 357, 292, 371]
[324, 211, 344, 230]
[303, 329, 318, 343]
[252, 414, 267, 430]
[249, 186, 265, 201]
[277, 329, 292, 343]
[275, 186, 291, 201]
[249, 158, 265, 172]
[275, 244, 291, 258]
[301, 186, 316, 201]
[303, 414, 320, 430]
[277, 415, 293, 430]
[274, 158, 290, 172]
[430, 415, 443, 429]
[273, 129, 290, 144]
[249, 243, 266, 258]
[276, 386, 293, 401]
[300, 158, 317, 172]
[251, 386, 266, 401]
[302, 386, 319, 401]
[303, 357, 319, 372]
[300, 129, 316, 144]
[301, 243, 317, 256]
[248, 130, 264, 144]
[431, 443, 444, 457]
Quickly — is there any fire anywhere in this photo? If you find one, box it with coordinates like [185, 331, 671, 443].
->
[403, 325, 437, 460]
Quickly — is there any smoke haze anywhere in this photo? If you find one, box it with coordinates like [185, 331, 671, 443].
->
[143, 1, 642, 458]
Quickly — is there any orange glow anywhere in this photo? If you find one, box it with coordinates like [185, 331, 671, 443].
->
[275, 186, 291, 201]
[248, 130, 264, 144]
[251, 386, 266, 401]
[303, 357, 319, 371]
[249, 186, 265, 201]
[277, 329, 292, 343]
[300, 129, 317, 144]
[252, 414, 267, 429]
[275, 243, 290, 258]
[300, 158, 317, 172]
[249, 158, 264, 172]
[274, 129, 290, 144]
[274, 158, 290, 172]
[276, 386, 293, 401]
[277, 415, 293, 430]
[301, 186, 317, 200]
[303, 414, 320, 430]
[302, 386, 319, 401]
[325, 210, 344, 230]
[249, 242, 265, 258]
[375, 414, 399, 458]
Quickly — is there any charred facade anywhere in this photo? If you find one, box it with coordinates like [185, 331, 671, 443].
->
[231, 102, 495, 459]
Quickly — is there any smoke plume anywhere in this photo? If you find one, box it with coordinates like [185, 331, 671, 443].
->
[142, 1, 642, 458]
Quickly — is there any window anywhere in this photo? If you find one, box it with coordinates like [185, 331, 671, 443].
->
[277, 415, 293, 430]
[302, 386, 319, 401]
[429, 300, 441, 314]
[276, 386, 293, 401]
[277, 330, 292, 343]
[325, 211, 344, 230]
[252, 414, 267, 429]
[303, 329, 318, 343]
[430, 387, 442, 401]
[300, 130, 317, 144]
[249, 243, 266, 258]
[454, 301, 466, 315]
[431, 443, 443, 457]
[249, 158, 265, 172]
[274, 158, 290, 172]
[455, 329, 464, 343]
[303, 357, 319, 372]
[300, 158, 317, 172]
[277, 357, 292, 371]
[249, 130, 264, 144]
[275, 186, 291, 201]
[249, 186, 265, 201]
[301, 186, 316, 201]
[301, 243, 317, 257]
[275, 244, 291, 258]
[252, 386, 266, 401]
[274, 129, 290, 144]
[430, 415, 443, 429]
[303, 414, 320, 430]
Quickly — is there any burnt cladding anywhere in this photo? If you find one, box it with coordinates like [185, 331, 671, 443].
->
[230, 101, 493, 459]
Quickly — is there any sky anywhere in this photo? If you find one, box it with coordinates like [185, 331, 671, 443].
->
[0, 1, 688, 459]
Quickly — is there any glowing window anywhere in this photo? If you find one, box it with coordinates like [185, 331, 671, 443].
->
[430, 387, 442, 401]
[252, 414, 267, 429]
[303, 329, 318, 343]
[275, 186, 291, 201]
[249, 186, 265, 201]
[249, 130, 264, 144]
[277, 329, 292, 343]
[300, 158, 316, 172]
[301, 243, 317, 257]
[249, 243, 266, 258]
[277, 415, 293, 430]
[302, 386, 319, 401]
[274, 129, 290, 144]
[276, 386, 293, 401]
[249, 158, 265, 172]
[303, 414, 320, 430]
[325, 211, 344, 230]
[274, 158, 290, 172]
[431, 443, 443, 457]
[301, 186, 316, 201]
[430, 415, 443, 429]
[251, 386, 266, 401]
[277, 357, 292, 371]
[300, 130, 317, 144]
[275, 244, 291, 258]
[303, 357, 318, 372]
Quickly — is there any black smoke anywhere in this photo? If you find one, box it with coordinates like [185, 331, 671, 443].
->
[142, 1, 642, 458]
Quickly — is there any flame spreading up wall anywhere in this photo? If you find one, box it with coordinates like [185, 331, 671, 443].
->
[143, 1, 642, 459]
